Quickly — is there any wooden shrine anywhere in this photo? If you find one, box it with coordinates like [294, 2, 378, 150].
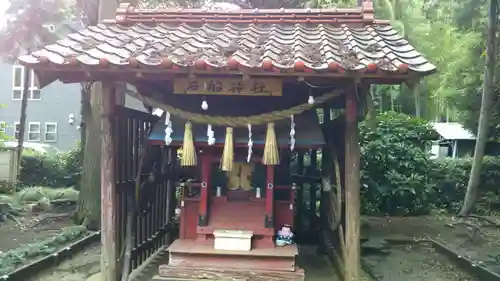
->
[18, 1, 435, 280]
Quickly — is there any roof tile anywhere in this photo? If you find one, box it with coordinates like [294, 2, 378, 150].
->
[19, 2, 436, 76]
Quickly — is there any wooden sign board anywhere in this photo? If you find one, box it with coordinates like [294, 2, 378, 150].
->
[174, 78, 282, 96]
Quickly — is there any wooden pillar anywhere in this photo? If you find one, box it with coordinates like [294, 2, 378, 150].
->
[320, 107, 332, 229]
[198, 154, 211, 226]
[319, 146, 329, 228]
[264, 165, 275, 228]
[165, 147, 175, 245]
[101, 82, 118, 281]
[344, 87, 361, 281]
[308, 149, 318, 228]
[295, 151, 304, 229]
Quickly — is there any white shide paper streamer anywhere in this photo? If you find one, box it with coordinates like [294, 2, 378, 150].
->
[164, 111, 173, 145]
[247, 123, 253, 162]
[207, 124, 215, 145]
[290, 115, 296, 151]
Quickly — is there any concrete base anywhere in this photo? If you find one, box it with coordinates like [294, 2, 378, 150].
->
[213, 229, 253, 251]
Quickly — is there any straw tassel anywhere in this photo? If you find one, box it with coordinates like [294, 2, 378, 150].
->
[220, 127, 234, 171]
[262, 122, 280, 165]
[180, 122, 197, 166]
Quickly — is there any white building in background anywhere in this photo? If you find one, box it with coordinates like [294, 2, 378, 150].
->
[430, 122, 476, 159]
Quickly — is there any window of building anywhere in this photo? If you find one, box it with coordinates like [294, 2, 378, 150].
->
[12, 65, 41, 100]
[28, 122, 41, 141]
[0, 121, 6, 133]
[14, 122, 20, 139]
[44, 122, 57, 142]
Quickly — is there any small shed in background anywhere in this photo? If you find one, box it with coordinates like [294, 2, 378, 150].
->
[431, 122, 476, 159]
[0, 147, 18, 192]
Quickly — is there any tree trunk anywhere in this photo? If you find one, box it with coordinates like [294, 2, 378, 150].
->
[377, 87, 384, 113]
[411, 81, 421, 118]
[74, 0, 119, 230]
[74, 84, 102, 230]
[80, 83, 91, 147]
[365, 85, 376, 129]
[459, 0, 497, 217]
[16, 66, 30, 176]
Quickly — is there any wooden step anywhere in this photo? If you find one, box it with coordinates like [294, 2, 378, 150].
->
[155, 266, 305, 281]
[167, 240, 298, 272]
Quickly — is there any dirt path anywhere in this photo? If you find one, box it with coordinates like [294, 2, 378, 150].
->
[25, 243, 100, 281]
[0, 210, 75, 253]
[362, 216, 500, 275]
[362, 242, 480, 281]
[299, 245, 374, 281]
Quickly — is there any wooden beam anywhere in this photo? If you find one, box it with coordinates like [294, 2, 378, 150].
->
[344, 85, 361, 281]
[100, 82, 118, 281]
[23, 66, 422, 84]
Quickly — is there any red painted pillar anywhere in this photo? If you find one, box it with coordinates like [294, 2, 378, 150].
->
[265, 165, 275, 228]
[198, 154, 211, 226]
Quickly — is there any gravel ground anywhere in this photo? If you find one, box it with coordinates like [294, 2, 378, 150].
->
[362, 242, 481, 281]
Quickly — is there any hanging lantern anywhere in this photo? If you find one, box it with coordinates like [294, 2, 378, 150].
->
[308, 88, 315, 105]
[308, 95, 315, 105]
[201, 99, 208, 110]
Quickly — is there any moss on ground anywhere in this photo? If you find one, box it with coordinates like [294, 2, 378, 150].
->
[16, 187, 79, 203]
[0, 225, 89, 276]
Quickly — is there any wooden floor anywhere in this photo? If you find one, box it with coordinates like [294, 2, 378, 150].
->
[168, 239, 298, 257]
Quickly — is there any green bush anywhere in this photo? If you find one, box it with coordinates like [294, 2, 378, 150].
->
[433, 156, 500, 213]
[358, 112, 500, 216]
[58, 144, 83, 189]
[18, 154, 63, 187]
[18, 145, 82, 188]
[359, 112, 439, 216]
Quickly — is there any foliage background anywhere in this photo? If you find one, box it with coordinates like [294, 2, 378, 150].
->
[358, 113, 500, 216]
[17, 145, 82, 189]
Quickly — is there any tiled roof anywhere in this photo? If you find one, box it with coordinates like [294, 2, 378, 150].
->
[19, 1, 436, 76]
